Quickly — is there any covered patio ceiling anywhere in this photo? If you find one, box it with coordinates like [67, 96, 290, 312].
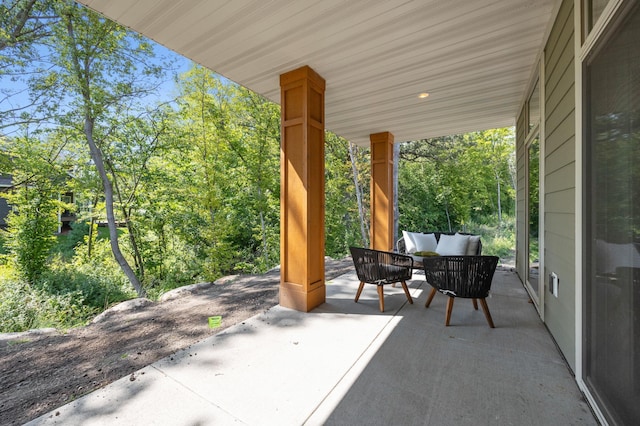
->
[77, 0, 558, 146]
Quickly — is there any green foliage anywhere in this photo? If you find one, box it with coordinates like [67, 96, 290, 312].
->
[0, 237, 135, 333]
[39, 254, 133, 312]
[55, 221, 89, 259]
[161, 66, 282, 278]
[5, 197, 58, 283]
[0, 0, 58, 129]
[398, 129, 515, 233]
[464, 216, 516, 262]
[0, 135, 70, 283]
[324, 132, 370, 257]
[0, 267, 97, 332]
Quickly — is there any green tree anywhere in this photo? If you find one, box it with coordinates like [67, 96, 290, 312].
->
[227, 87, 281, 270]
[325, 132, 370, 255]
[398, 128, 515, 233]
[28, 1, 171, 297]
[0, 0, 59, 129]
[0, 0, 56, 51]
[0, 135, 69, 283]
[171, 66, 282, 276]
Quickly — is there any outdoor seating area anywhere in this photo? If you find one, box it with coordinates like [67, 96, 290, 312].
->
[349, 245, 500, 328]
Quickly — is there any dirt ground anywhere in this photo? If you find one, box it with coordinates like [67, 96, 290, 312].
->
[0, 257, 354, 425]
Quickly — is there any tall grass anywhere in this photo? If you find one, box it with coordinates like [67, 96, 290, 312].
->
[465, 215, 516, 263]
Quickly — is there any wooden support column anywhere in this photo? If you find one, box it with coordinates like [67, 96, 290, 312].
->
[279, 66, 326, 312]
[370, 132, 395, 251]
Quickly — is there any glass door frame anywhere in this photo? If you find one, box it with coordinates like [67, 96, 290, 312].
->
[523, 64, 545, 316]
[524, 130, 543, 312]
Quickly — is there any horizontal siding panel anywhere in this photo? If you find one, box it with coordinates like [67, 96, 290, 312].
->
[546, 137, 575, 174]
[544, 248, 575, 283]
[546, 29, 574, 95]
[545, 163, 575, 194]
[542, 254, 575, 369]
[545, 187, 575, 214]
[546, 63, 575, 117]
[545, 212, 576, 241]
[546, 64, 575, 118]
[540, 0, 576, 371]
[544, 220, 576, 334]
[545, 1, 573, 66]
[546, 110, 575, 154]
[545, 227, 575, 267]
[517, 107, 526, 139]
[545, 0, 573, 64]
[545, 88, 575, 136]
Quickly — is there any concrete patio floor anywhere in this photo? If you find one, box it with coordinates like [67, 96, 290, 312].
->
[28, 268, 598, 425]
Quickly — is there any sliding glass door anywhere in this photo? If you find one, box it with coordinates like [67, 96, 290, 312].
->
[584, 2, 640, 424]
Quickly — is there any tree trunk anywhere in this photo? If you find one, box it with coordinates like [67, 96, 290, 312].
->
[106, 158, 146, 280]
[84, 118, 146, 297]
[393, 142, 400, 247]
[258, 186, 268, 265]
[348, 142, 368, 246]
[495, 170, 502, 226]
[87, 196, 98, 258]
[125, 214, 145, 279]
[64, 11, 145, 297]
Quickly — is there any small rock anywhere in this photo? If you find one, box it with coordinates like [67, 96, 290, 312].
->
[92, 298, 154, 323]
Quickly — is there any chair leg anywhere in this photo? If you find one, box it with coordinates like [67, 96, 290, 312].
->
[425, 287, 437, 308]
[400, 281, 413, 304]
[472, 298, 478, 310]
[445, 297, 455, 326]
[479, 298, 495, 328]
[377, 285, 385, 312]
[355, 281, 365, 303]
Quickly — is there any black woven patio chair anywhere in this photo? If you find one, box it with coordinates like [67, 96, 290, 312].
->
[349, 247, 414, 312]
[422, 255, 499, 327]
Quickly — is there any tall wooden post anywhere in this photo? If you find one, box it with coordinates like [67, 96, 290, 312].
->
[279, 66, 326, 312]
[370, 132, 395, 251]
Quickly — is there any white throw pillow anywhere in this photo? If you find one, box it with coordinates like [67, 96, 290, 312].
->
[402, 231, 419, 253]
[459, 234, 481, 255]
[414, 233, 438, 252]
[436, 234, 470, 255]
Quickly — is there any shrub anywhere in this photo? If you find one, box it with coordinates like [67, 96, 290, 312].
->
[464, 215, 516, 263]
[0, 274, 97, 332]
[484, 235, 516, 260]
[54, 221, 90, 260]
[5, 190, 59, 283]
[0, 237, 136, 332]
[38, 262, 133, 312]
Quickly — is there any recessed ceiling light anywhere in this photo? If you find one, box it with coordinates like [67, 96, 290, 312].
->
[418, 92, 430, 99]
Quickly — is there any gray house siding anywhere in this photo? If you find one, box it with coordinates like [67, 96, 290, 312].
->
[517, 0, 577, 370]
[543, 0, 576, 370]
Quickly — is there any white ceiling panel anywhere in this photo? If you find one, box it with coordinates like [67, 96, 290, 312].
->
[77, 0, 558, 145]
